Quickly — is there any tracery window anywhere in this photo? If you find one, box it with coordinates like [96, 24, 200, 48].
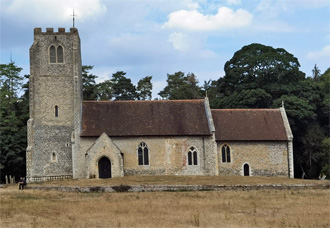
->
[188, 146, 198, 166]
[221, 144, 231, 163]
[138, 142, 149, 165]
[49, 45, 64, 63]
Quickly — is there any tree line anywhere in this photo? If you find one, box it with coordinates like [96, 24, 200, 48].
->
[0, 43, 329, 181]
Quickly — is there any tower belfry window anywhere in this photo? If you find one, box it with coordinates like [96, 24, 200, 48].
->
[49, 45, 64, 63]
[50, 45, 56, 63]
[57, 46, 63, 63]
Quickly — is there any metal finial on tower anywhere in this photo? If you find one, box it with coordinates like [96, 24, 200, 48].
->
[71, 9, 77, 28]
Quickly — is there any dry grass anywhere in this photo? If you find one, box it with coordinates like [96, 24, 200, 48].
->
[1, 176, 329, 228]
[26, 175, 330, 187]
[0, 186, 329, 228]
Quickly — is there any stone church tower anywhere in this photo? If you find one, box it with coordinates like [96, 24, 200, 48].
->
[26, 28, 82, 182]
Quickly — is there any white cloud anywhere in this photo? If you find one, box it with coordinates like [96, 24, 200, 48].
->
[307, 46, 330, 59]
[168, 32, 194, 52]
[163, 7, 252, 31]
[227, 0, 241, 5]
[167, 32, 217, 59]
[1, 0, 106, 24]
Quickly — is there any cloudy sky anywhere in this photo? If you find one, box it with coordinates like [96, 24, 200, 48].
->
[1, 0, 329, 97]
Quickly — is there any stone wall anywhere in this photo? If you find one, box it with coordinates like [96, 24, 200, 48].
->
[217, 141, 289, 177]
[75, 135, 217, 179]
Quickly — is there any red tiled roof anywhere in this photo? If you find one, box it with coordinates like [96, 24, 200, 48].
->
[81, 100, 211, 137]
[211, 109, 288, 141]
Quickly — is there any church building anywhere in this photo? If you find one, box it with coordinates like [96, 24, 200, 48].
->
[26, 28, 294, 182]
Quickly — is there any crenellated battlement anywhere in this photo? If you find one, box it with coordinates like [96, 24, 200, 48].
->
[34, 27, 78, 35]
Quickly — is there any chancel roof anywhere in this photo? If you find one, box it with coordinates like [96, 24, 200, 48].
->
[81, 100, 211, 137]
[211, 109, 288, 141]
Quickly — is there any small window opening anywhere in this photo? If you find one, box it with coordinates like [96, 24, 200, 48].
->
[55, 105, 58, 117]
[138, 142, 149, 165]
[52, 153, 56, 161]
[188, 146, 198, 166]
[222, 144, 231, 163]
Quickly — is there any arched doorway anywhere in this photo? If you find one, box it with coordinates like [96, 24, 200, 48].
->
[98, 157, 111, 178]
[243, 163, 250, 176]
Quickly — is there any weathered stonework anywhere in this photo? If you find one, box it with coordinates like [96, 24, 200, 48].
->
[217, 141, 289, 177]
[75, 135, 217, 179]
[27, 28, 82, 182]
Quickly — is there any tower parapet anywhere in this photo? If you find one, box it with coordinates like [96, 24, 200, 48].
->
[34, 27, 78, 35]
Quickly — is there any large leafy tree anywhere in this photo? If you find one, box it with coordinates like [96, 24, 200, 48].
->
[215, 43, 305, 108]
[159, 72, 203, 100]
[0, 62, 27, 181]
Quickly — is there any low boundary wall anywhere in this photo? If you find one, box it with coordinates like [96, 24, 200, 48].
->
[27, 184, 329, 193]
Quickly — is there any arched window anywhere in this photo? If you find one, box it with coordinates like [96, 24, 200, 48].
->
[49, 45, 64, 63]
[55, 105, 58, 117]
[50, 45, 56, 63]
[138, 142, 149, 165]
[188, 146, 198, 165]
[57, 45, 63, 63]
[221, 144, 231, 163]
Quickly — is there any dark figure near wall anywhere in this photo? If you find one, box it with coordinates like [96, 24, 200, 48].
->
[18, 177, 27, 190]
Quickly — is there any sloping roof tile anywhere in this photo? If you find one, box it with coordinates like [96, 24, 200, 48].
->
[81, 100, 211, 137]
[211, 109, 288, 141]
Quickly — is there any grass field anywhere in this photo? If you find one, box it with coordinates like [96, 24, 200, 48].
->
[1, 176, 329, 228]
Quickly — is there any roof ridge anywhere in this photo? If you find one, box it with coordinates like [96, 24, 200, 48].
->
[83, 99, 205, 103]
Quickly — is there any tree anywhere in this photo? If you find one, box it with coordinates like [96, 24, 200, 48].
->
[318, 68, 330, 135]
[82, 65, 98, 100]
[312, 64, 321, 81]
[137, 76, 152, 100]
[111, 71, 137, 100]
[159, 72, 203, 99]
[0, 62, 26, 181]
[97, 80, 113, 100]
[217, 89, 272, 108]
[221, 43, 305, 96]
[319, 137, 330, 179]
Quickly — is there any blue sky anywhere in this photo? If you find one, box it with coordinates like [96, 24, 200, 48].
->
[1, 0, 329, 97]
